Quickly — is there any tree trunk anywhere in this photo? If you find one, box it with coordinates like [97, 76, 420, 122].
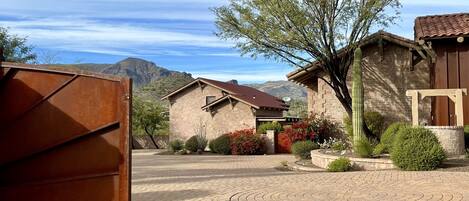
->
[145, 127, 160, 149]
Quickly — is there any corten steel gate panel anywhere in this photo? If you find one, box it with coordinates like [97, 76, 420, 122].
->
[0, 62, 131, 201]
[432, 41, 469, 126]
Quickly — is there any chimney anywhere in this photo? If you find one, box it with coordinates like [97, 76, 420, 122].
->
[226, 79, 238, 85]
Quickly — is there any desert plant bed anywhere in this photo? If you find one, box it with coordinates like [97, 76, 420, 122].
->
[311, 149, 396, 171]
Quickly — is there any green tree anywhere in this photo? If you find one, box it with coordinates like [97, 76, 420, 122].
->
[214, 0, 400, 138]
[132, 96, 169, 148]
[0, 27, 36, 63]
[286, 99, 308, 118]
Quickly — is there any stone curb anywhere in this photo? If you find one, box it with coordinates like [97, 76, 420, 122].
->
[286, 161, 325, 172]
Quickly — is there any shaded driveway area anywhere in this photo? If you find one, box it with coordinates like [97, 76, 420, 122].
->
[132, 150, 469, 201]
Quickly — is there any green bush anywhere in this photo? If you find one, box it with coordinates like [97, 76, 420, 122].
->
[377, 122, 409, 154]
[372, 143, 386, 155]
[344, 111, 387, 140]
[257, 121, 283, 134]
[169, 139, 184, 152]
[391, 127, 446, 171]
[210, 134, 231, 155]
[196, 135, 208, 151]
[209, 140, 215, 153]
[185, 136, 199, 152]
[353, 138, 373, 158]
[327, 157, 352, 172]
[331, 140, 348, 151]
[291, 140, 319, 159]
[464, 125, 469, 148]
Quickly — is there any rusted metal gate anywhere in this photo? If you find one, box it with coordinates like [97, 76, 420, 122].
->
[432, 41, 469, 126]
[0, 62, 131, 201]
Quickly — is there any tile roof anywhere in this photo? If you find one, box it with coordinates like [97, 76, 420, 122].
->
[415, 13, 469, 40]
[162, 77, 289, 110]
[199, 78, 289, 110]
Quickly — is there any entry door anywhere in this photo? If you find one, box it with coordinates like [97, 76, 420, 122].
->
[432, 42, 469, 126]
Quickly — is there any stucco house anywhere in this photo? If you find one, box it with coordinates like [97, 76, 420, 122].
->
[161, 78, 289, 140]
[287, 13, 469, 126]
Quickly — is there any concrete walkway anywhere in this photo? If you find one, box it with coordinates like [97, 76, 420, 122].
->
[132, 150, 469, 201]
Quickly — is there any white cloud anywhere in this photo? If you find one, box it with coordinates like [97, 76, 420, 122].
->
[192, 69, 292, 83]
[1, 18, 232, 56]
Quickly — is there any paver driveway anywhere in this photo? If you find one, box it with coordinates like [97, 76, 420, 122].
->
[132, 150, 469, 201]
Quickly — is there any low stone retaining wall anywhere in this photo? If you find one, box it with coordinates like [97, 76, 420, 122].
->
[424, 126, 465, 156]
[311, 149, 396, 171]
[132, 135, 169, 149]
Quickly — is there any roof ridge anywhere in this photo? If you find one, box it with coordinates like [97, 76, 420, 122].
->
[416, 12, 469, 19]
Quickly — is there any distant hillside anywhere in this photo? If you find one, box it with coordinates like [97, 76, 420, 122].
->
[136, 74, 194, 101]
[52, 57, 192, 87]
[245, 80, 307, 101]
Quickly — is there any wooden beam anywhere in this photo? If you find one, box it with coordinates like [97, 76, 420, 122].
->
[406, 88, 467, 126]
[455, 89, 465, 126]
[420, 42, 436, 63]
[410, 90, 420, 126]
[250, 107, 257, 116]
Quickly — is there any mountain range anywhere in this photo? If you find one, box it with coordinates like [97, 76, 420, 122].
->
[53, 57, 192, 87]
[49, 57, 306, 100]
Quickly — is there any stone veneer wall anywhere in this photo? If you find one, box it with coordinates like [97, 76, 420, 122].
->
[168, 84, 281, 141]
[306, 43, 431, 125]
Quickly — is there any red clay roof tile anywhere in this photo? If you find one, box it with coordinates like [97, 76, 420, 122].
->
[415, 13, 469, 40]
[199, 78, 289, 110]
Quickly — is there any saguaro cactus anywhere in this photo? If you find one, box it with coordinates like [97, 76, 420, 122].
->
[352, 47, 365, 145]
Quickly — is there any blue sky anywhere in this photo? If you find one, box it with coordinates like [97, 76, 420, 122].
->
[2, 0, 469, 83]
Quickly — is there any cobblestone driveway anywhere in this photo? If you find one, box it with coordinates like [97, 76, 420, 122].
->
[132, 150, 469, 201]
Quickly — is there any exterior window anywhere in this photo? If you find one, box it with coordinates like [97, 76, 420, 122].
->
[206, 96, 216, 105]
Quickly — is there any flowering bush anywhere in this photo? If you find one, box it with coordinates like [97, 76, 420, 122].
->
[319, 137, 350, 151]
[285, 121, 316, 142]
[228, 129, 265, 155]
[277, 133, 292, 153]
[277, 121, 316, 153]
[305, 114, 344, 143]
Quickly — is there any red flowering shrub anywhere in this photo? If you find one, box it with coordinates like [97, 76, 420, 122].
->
[228, 128, 265, 155]
[304, 113, 344, 143]
[276, 133, 292, 153]
[286, 121, 316, 143]
[277, 121, 316, 153]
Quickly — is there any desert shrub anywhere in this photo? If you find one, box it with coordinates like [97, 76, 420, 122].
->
[306, 114, 344, 143]
[291, 140, 319, 159]
[344, 111, 387, 140]
[277, 121, 316, 153]
[196, 135, 208, 151]
[210, 134, 231, 155]
[257, 121, 283, 134]
[391, 127, 446, 171]
[281, 121, 316, 143]
[464, 125, 469, 148]
[372, 143, 386, 155]
[319, 137, 350, 151]
[327, 157, 352, 172]
[376, 122, 409, 154]
[209, 140, 216, 153]
[354, 138, 373, 158]
[169, 139, 184, 152]
[277, 133, 292, 153]
[331, 140, 348, 151]
[229, 129, 265, 155]
[185, 136, 199, 152]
